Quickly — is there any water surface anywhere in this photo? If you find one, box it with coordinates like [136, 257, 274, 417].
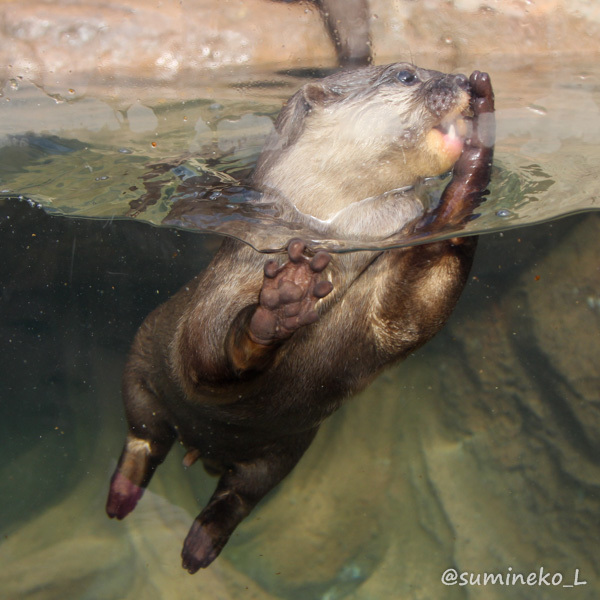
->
[1, 56, 598, 251]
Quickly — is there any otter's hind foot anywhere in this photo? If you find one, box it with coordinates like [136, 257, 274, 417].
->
[249, 239, 333, 345]
[106, 471, 145, 520]
[181, 490, 250, 573]
[106, 432, 175, 520]
[181, 523, 218, 573]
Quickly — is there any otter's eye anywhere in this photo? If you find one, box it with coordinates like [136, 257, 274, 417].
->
[396, 70, 419, 86]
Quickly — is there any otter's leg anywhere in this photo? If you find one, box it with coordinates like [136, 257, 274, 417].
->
[274, 0, 371, 66]
[315, 0, 371, 66]
[106, 375, 176, 520]
[428, 70, 495, 230]
[181, 431, 318, 573]
[226, 239, 333, 373]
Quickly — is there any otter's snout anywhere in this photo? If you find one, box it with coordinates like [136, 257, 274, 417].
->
[424, 74, 470, 118]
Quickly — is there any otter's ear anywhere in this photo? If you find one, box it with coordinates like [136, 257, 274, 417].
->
[302, 82, 334, 108]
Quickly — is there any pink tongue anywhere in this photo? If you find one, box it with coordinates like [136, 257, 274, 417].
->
[442, 125, 464, 158]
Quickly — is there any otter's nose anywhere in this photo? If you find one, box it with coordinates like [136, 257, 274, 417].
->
[426, 74, 470, 116]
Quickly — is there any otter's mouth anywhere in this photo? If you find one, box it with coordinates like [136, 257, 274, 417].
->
[424, 99, 471, 173]
[432, 111, 469, 157]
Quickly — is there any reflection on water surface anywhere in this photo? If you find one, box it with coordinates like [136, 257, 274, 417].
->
[1, 56, 599, 251]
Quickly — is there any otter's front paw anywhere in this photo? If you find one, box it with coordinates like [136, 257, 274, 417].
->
[423, 72, 495, 232]
[446, 71, 495, 191]
[470, 70, 494, 116]
[249, 239, 333, 345]
[467, 71, 495, 150]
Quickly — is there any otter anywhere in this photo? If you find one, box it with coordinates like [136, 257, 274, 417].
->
[106, 63, 495, 574]
[276, 0, 371, 66]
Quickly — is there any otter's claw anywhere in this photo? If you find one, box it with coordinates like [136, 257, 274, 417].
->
[469, 71, 494, 114]
[249, 240, 333, 346]
[467, 71, 495, 150]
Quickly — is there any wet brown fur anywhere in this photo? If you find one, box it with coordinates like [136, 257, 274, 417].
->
[106, 64, 494, 573]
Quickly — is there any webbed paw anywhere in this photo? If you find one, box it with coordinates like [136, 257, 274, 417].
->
[106, 471, 145, 520]
[470, 70, 494, 116]
[248, 239, 333, 345]
[181, 519, 221, 573]
[467, 70, 495, 150]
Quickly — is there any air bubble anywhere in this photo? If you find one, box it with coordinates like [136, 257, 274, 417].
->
[496, 209, 513, 218]
[526, 104, 547, 116]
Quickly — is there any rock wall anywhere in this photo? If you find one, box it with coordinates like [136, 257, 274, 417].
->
[1, 0, 599, 85]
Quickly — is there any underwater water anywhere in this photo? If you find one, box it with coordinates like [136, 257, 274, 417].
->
[1, 54, 599, 600]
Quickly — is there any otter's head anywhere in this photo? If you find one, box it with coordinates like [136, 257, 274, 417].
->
[253, 63, 471, 224]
